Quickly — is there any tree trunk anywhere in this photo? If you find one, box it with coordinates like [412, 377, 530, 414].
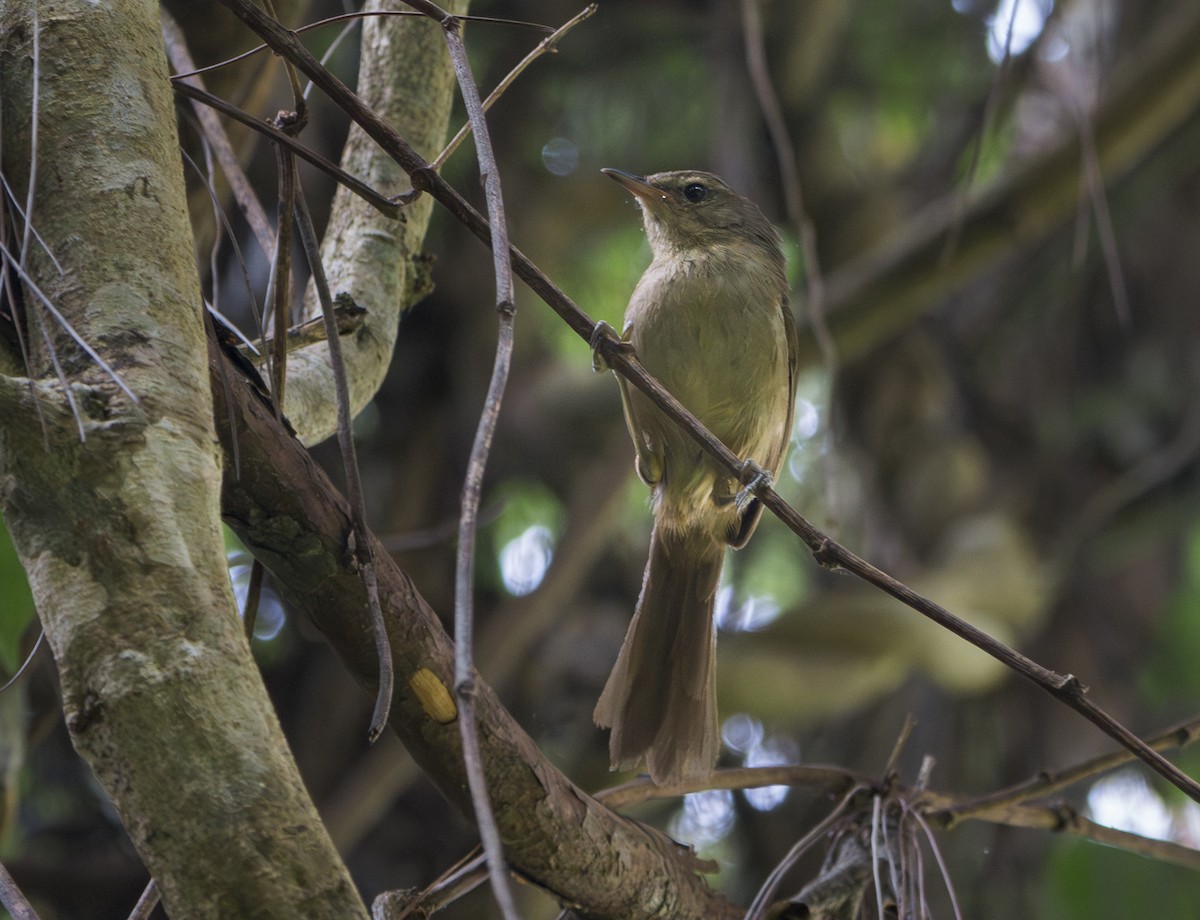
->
[0, 1, 366, 915]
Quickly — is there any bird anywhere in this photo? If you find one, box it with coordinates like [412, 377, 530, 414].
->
[593, 168, 797, 785]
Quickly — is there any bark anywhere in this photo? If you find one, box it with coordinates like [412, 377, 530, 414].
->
[0, 1, 366, 916]
[285, 0, 470, 445]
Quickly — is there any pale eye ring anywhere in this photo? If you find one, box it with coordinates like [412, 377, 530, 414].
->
[682, 183, 708, 203]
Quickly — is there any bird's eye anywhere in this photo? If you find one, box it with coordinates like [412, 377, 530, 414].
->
[682, 183, 708, 203]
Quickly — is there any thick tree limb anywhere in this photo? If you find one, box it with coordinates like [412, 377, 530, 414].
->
[286, 0, 469, 445]
[209, 331, 740, 920]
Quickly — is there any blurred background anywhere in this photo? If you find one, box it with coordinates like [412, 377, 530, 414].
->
[3, 0, 1200, 916]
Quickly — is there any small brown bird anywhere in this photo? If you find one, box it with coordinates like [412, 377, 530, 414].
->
[594, 168, 797, 785]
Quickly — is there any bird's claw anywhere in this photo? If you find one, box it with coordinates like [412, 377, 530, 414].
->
[735, 459, 773, 512]
[590, 320, 633, 373]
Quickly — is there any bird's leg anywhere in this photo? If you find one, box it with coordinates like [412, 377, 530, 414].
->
[590, 320, 635, 373]
[734, 458, 773, 512]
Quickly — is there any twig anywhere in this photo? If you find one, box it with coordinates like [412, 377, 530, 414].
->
[926, 712, 1200, 826]
[241, 559, 265, 641]
[179, 147, 265, 345]
[161, 9, 275, 259]
[739, 0, 833, 375]
[940, 0, 1020, 268]
[0, 857, 40, 920]
[870, 795, 887, 920]
[125, 879, 160, 920]
[596, 763, 868, 810]
[211, 0, 1200, 808]
[10, 3, 85, 440]
[266, 119, 299, 411]
[881, 714, 916, 780]
[291, 187, 394, 740]
[740, 0, 842, 517]
[172, 10, 556, 83]
[434, 9, 521, 918]
[170, 80, 401, 219]
[17, 0, 39, 266]
[908, 807, 963, 920]
[0, 248, 139, 406]
[431, 4, 597, 169]
[743, 785, 865, 920]
[0, 630, 43, 695]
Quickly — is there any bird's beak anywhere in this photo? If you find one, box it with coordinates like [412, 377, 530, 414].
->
[602, 168, 667, 214]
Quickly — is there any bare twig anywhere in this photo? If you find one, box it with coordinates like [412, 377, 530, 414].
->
[0, 248, 139, 406]
[161, 9, 274, 259]
[743, 785, 865, 920]
[170, 79, 401, 219]
[739, 0, 833, 374]
[0, 857, 40, 920]
[596, 763, 868, 810]
[179, 148, 264, 341]
[431, 4, 597, 169]
[941, 0, 1020, 268]
[907, 807, 964, 920]
[926, 712, 1200, 826]
[172, 10, 555, 84]
[0, 630, 43, 695]
[9, 3, 84, 439]
[266, 126, 298, 409]
[241, 560, 265, 641]
[291, 187, 393, 739]
[433, 8, 522, 918]
[125, 879, 160, 920]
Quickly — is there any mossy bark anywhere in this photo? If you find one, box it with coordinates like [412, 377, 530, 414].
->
[0, 1, 366, 915]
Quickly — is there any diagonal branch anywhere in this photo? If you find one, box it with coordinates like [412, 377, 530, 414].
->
[212, 0, 1200, 809]
[209, 327, 742, 920]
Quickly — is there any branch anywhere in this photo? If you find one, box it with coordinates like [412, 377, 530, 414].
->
[421, 8, 521, 915]
[209, 329, 741, 920]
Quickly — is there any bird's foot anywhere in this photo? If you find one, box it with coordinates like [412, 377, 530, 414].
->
[734, 458, 773, 512]
[590, 320, 633, 373]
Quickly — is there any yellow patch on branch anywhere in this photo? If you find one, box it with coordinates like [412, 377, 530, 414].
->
[409, 667, 457, 724]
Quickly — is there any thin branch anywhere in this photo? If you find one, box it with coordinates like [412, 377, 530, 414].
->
[739, 0, 833, 373]
[170, 80, 401, 219]
[0, 246, 139, 406]
[291, 186, 394, 739]
[171, 9, 556, 83]
[596, 763, 868, 810]
[743, 785, 866, 920]
[431, 4, 597, 169]
[267, 132, 298, 410]
[125, 879, 160, 920]
[435, 10, 521, 919]
[0, 858, 40, 920]
[907, 807, 962, 920]
[17, 0, 39, 267]
[0, 630, 43, 695]
[926, 712, 1200, 826]
[179, 146, 267, 357]
[161, 9, 274, 259]
[241, 559, 265, 641]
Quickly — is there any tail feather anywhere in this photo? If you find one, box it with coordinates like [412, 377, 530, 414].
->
[594, 524, 724, 785]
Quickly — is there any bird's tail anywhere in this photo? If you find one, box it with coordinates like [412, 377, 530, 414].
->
[594, 523, 724, 785]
